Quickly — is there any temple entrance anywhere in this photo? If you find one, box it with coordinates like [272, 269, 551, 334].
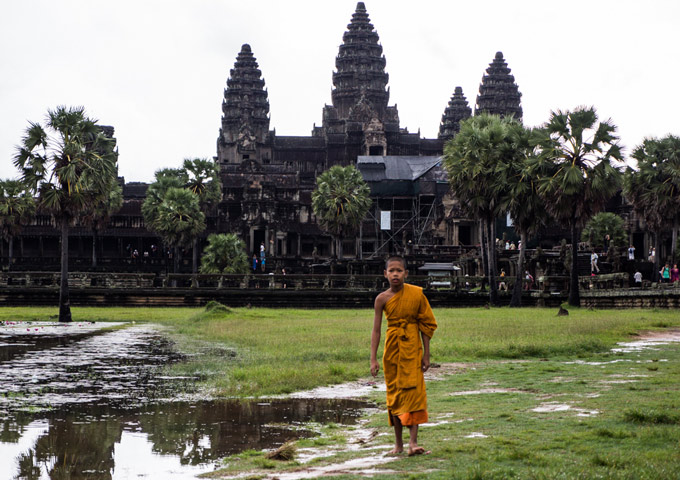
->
[252, 229, 266, 256]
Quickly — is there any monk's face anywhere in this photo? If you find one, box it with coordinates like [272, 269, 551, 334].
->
[384, 260, 407, 288]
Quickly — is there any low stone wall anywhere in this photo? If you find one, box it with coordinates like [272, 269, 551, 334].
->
[581, 288, 680, 309]
[0, 287, 549, 309]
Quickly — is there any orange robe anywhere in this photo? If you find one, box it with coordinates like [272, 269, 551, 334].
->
[382, 283, 437, 426]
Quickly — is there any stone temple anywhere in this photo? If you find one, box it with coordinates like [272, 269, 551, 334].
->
[5, 2, 524, 273]
[212, 2, 522, 265]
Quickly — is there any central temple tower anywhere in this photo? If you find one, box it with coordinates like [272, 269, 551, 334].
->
[317, 2, 401, 159]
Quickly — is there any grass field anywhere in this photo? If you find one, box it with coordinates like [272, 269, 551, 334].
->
[3, 305, 680, 478]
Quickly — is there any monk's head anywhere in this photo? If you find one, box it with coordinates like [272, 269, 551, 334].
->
[384, 256, 408, 288]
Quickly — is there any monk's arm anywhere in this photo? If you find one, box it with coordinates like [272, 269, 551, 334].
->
[421, 331, 431, 372]
[370, 295, 385, 377]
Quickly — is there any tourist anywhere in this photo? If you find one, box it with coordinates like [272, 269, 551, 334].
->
[260, 242, 265, 260]
[648, 247, 655, 262]
[509, 242, 516, 250]
[370, 256, 437, 456]
[628, 245, 635, 260]
[524, 270, 534, 290]
[498, 268, 507, 291]
[671, 264, 679, 283]
[660, 264, 670, 283]
[603, 234, 610, 255]
[590, 251, 600, 275]
[261, 256, 266, 272]
[634, 270, 642, 287]
[252, 254, 258, 272]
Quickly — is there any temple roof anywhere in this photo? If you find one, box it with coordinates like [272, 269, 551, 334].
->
[357, 156, 442, 182]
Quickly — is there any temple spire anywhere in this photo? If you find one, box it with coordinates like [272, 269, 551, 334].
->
[475, 52, 522, 120]
[217, 44, 271, 163]
[439, 86, 472, 140]
[330, 2, 390, 120]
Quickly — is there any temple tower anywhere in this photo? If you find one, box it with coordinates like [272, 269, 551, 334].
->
[320, 2, 400, 159]
[475, 52, 523, 120]
[439, 86, 472, 140]
[217, 44, 272, 165]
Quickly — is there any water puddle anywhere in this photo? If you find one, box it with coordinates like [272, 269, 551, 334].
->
[0, 398, 369, 479]
[0, 323, 373, 479]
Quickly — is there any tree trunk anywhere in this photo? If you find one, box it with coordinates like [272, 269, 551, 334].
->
[92, 227, 98, 268]
[174, 245, 180, 274]
[672, 217, 678, 266]
[337, 235, 343, 260]
[59, 218, 72, 323]
[653, 232, 660, 281]
[487, 217, 499, 306]
[192, 237, 199, 274]
[568, 219, 580, 307]
[478, 221, 488, 291]
[510, 230, 527, 307]
[8, 236, 13, 272]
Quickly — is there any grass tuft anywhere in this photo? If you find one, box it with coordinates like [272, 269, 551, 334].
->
[623, 408, 680, 425]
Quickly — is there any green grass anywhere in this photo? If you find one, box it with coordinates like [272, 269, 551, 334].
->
[3, 305, 680, 478]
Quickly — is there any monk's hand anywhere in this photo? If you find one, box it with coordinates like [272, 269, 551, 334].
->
[421, 356, 430, 373]
[370, 360, 380, 377]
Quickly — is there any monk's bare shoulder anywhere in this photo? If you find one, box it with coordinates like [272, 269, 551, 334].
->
[374, 289, 394, 310]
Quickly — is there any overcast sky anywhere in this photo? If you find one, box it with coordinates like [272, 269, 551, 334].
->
[1, 0, 678, 183]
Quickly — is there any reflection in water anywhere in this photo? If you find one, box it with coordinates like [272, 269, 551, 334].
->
[0, 399, 370, 479]
[0, 323, 372, 479]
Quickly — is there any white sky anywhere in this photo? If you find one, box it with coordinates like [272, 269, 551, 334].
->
[1, 0, 678, 183]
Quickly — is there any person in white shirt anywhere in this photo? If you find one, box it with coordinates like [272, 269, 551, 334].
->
[633, 270, 642, 286]
[590, 252, 600, 275]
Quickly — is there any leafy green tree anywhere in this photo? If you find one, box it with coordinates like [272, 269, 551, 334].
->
[533, 107, 623, 306]
[443, 114, 526, 306]
[581, 212, 627, 272]
[311, 165, 371, 259]
[183, 158, 221, 273]
[582, 212, 626, 249]
[147, 187, 205, 273]
[0, 179, 36, 271]
[624, 135, 680, 273]
[14, 106, 118, 322]
[200, 233, 248, 286]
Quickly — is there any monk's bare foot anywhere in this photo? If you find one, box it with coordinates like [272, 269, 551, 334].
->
[388, 446, 404, 455]
[408, 446, 430, 456]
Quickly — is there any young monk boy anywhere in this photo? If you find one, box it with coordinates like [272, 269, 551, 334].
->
[370, 256, 438, 455]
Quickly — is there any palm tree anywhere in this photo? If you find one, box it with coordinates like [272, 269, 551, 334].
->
[183, 158, 221, 273]
[533, 106, 623, 306]
[142, 169, 188, 270]
[83, 179, 123, 268]
[624, 135, 680, 274]
[0, 179, 36, 271]
[148, 187, 205, 273]
[502, 127, 550, 307]
[443, 114, 525, 306]
[14, 106, 118, 322]
[311, 165, 371, 259]
[200, 233, 248, 286]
